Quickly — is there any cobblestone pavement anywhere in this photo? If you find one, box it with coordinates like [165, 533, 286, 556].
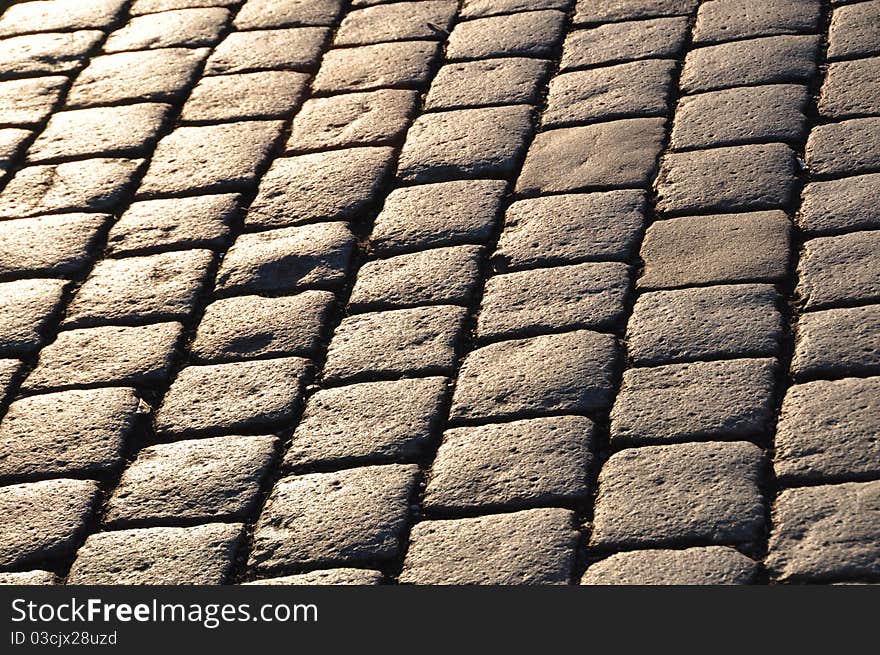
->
[0, 0, 877, 586]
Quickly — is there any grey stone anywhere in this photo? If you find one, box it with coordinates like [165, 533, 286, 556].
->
[0, 279, 67, 356]
[0, 31, 101, 76]
[155, 357, 310, 437]
[461, 0, 572, 18]
[23, 322, 183, 393]
[336, 1, 456, 45]
[610, 358, 778, 447]
[0, 360, 20, 406]
[245, 569, 383, 585]
[447, 10, 566, 60]
[424, 58, 551, 111]
[322, 305, 467, 383]
[451, 330, 619, 422]
[807, 117, 880, 177]
[797, 231, 880, 309]
[234, 0, 342, 28]
[0, 0, 125, 36]
[67, 524, 244, 585]
[638, 211, 792, 289]
[627, 284, 783, 365]
[133, 0, 238, 13]
[205, 28, 328, 74]
[0, 570, 56, 585]
[0, 388, 140, 483]
[0, 77, 66, 126]
[692, 0, 820, 45]
[192, 291, 334, 363]
[591, 441, 765, 548]
[287, 377, 448, 469]
[104, 8, 228, 52]
[0, 478, 98, 570]
[819, 58, 880, 119]
[561, 16, 689, 70]
[517, 118, 666, 194]
[792, 305, 880, 379]
[828, 0, 880, 59]
[313, 41, 439, 93]
[400, 508, 578, 585]
[799, 174, 880, 236]
[581, 547, 758, 585]
[425, 416, 594, 512]
[767, 481, 880, 582]
[250, 464, 419, 571]
[573, 0, 696, 24]
[182, 71, 310, 122]
[775, 377, 880, 484]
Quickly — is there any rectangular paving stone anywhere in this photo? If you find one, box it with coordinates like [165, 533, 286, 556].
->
[103, 8, 229, 53]
[106, 194, 240, 256]
[0, 77, 66, 126]
[0, 388, 141, 483]
[349, 245, 483, 312]
[425, 416, 594, 513]
[336, 1, 456, 46]
[0, 279, 67, 356]
[234, 0, 342, 28]
[0, 213, 109, 278]
[581, 546, 758, 585]
[561, 16, 689, 70]
[807, 118, 880, 177]
[591, 441, 765, 548]
[516, 118, 666, 194]
[67, 524, 244, 585]
[680, 35, 819, 94]
[656, 143, 798, 215]
[247, 147, 395, 229]
[287, 377, 448, 469]
[400, 508, 578, 585]
[250, 464, 419, 571]
[398, 106, 533, 183]
[245, 569, 383, 585]
[370, 179, 506, 254]
[543, 60, 675, 128]
[181, 71, 310, 123]
[775, 377, 880, 484]
[797, 231, 880, 309]
[424, 58, 551, 111]
[627, 284, 783, 365]
[638, 211, 792, 289]
[828, 0, 880, 60]
[23, 322, 183, 393]
[692, 0, 820, 45]
[204, 28, 328, 75]
[67, 48, 209, 107]
[447, 10, 566, 61]
[496, 190, 646, 269]
[64, 250, 213, 328]
[671, 84, 809, 150]
[155, 357, 310, 437]
[610, 358, 778, 447]
[105, 435, 278, 526]
[767, 481, 880, 582]
[214, 222, 356, 295]
[800, 174, 880, 235]
[313, 41, 439, 93]
[0, 0, 126, 36]
[572, 0, 697, 24]
[820, 57, 880, 120]
[461, 0, 572, 18]
[0, 571, 57, 585]
[477, 262, 630, 341]
[0, 478, 98, 571]
[792, 305, 880, 379]
[322, 305, 467, 383]
[0, 31, 101, 76]
[133, 0, 239, 13]
[450, 330, 619, 422]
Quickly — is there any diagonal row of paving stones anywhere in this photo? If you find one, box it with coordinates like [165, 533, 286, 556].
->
[0, 0, 877, 585]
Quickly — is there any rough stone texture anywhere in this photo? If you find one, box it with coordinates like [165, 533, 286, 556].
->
[638, 211, 791, 289]
[477, 262, 630, 341]
[451, 330, 619, 422]
[215, 222, 356, 295]
[0, 128, 31, 170]
[424, 58, 551, 111]
[104, 8, 229, 53]
[799, 174, 880, 236]
[349, 246, 483, 311]
[0, 214, 109, 278]
[797, 231, 880, 309]
[496, 191, 646, 268]
[0, 478, 98, 571]
[247, 147, 394, 229]
[0, 0, 125, 35]
[336, 1, 456, 46]
[692, 0, 820, 45]
[322, 305, 467, 383]
[155, 357, 310, 437]
[573, 0, 697, 25]
[313, 41, 439, 93]
[581, 547, 758, 585]
[656, 143, 797, 215]
[400, 508, 578, 585]
[767, 481, 880, 582]
[0, 278, 67, 356]
[562, 16, 689, 70]
[67, 524, 244, 585]
[64, 250, 213, 328]
[182, 71, 310, 122]
[775, 377, 880, 484]
[591, 442, 765, 548]
[204, 28, 328, 75]
[828, 0, 880, 60]
[23, 322, 183, 393]
[0, 360, 21, 407]
[462, 0, 573, 19]
[0, 77, 66, 126]
[610, 358, 778, 447]
[680, 35, 819, 93]
[517, 118, 666, 194]
[792, 305, 880, 379]
[819, 58, 880, 119]
[398, 106, 533, 183]
[425, 416, 594, 512]
[287, 377, 448, 469]
[447, 10, 566, 60]
[132, 0, 239, 15]
[246, 569, 383, 585]
[627, 284, 783, 365]
[0, 388, 141, 483]
[544, 59, 675, 128]
[105, 435, 278, 526]
[192, 291, 334, 363]
[0, 570, 57, 585]
[807, 118, 880, 177]
[250, 464, 419, 571]
[371, 179, 506, 254]
[233, 0, 343, 29]
[0, 32, 101, 77]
